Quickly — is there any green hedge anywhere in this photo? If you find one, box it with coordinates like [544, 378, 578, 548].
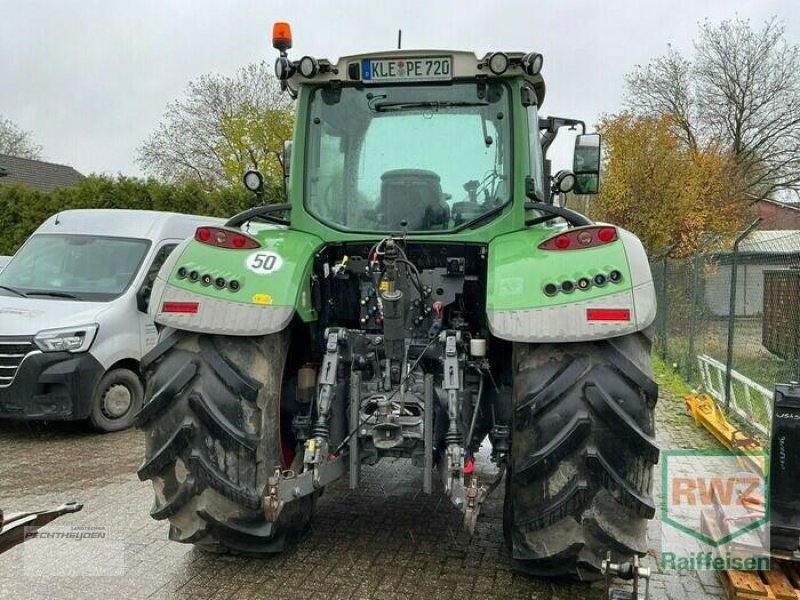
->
[0, 176, 284, 255]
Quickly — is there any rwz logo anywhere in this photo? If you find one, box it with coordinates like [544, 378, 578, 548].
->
[661, 450, 769, 550]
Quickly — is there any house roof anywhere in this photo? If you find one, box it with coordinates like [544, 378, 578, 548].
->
[709, 230, 800, 264]
[756, 197, 800, 210]
[738, 230, 800, 254]
[0, 154, 84, 192]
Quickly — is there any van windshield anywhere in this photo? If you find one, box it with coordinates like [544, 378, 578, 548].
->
[0, 234, 150, 302]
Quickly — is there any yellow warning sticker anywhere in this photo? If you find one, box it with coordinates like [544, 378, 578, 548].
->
[379, 280, 390, 293]
[251, 294, 273, 305]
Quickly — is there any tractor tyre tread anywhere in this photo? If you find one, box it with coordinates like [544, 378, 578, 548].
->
[137, 331, 312, 554]
[505, 331, 658, 580]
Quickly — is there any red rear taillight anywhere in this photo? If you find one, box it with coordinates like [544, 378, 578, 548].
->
[539, 226, 618, 251]
[195, 227, 260, 250]
[586, 308, 630, 321]
[162, 302, 199, 314]
[597, 227, 616, 243]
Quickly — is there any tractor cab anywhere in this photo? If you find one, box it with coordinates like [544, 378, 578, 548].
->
[264, 22, 601, 237]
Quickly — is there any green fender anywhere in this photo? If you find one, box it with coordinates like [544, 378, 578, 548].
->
[149, 227, 323, 335]
[486, 226, 657, 342]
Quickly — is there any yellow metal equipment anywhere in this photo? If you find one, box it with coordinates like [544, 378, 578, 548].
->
[685, 394, 761, 452]
[685, 394, 763, 474]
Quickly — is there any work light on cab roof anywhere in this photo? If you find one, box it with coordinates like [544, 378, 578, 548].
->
[270, 20, 545, 94]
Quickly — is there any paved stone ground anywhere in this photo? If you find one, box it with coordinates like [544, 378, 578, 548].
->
[644, 389, 727, 599]
[0, 386, 727, 599]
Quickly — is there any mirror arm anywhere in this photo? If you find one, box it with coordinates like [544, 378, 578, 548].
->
[541, 130, 558, 159]
[539, 117, 586, 149]
[543, 159, 552, 203]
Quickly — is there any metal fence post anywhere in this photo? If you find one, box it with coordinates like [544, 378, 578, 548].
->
[686, 250, 702, 380]
[655, 244, 677, 360]
[660, 255, 669, 358]
[724, 218, 763, 409]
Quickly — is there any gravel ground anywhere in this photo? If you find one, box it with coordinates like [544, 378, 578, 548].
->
[0, 385, 727, 599]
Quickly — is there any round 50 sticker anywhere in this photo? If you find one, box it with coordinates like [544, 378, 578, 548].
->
[245, 251, 283, 274]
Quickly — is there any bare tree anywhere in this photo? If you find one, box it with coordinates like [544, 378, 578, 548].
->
[138, 62, 293, 189]
[625, 47, 699, 154]
[624, 17, 800, 199]
[695, 18, 800, 198]
[0, 116, 43, 159]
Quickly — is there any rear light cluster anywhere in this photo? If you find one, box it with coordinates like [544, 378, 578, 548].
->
[195, 227, 260, 249]
[539, 226, 618, 251]
[177, 266, 240, 292]
[543, 269, 623, 297]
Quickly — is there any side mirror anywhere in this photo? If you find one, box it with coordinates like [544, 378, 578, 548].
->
[136, 285, 151, 313]
[573, 133, 601, 195]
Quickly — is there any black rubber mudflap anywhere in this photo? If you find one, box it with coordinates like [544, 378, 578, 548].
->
[135, 331, 314, 554]
[505, 332, 659, 580]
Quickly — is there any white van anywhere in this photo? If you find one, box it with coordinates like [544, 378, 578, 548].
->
[0, 209, 224, 431]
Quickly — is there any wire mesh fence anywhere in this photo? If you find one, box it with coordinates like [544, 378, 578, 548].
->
[651, 227, 800, 438]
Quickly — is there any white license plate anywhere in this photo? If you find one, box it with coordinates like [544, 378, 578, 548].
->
[361, 56, 452, 83]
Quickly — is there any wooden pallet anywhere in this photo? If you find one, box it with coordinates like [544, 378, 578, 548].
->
[718, 561, 800, 599]
[699, 509, 800, 599]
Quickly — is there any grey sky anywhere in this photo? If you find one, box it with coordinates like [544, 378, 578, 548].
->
[1, 0, 798, 177]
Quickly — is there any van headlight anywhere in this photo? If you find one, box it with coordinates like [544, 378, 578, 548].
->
[34, 324, 99, 353]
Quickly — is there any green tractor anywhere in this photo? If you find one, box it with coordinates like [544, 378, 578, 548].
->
[136, 22, 658, 580]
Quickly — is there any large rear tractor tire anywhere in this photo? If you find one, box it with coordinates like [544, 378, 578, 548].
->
[504, 332, 659, 580]
[135, 329, 313, 554]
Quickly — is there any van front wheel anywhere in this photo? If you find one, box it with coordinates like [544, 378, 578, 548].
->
[90, 368, 144, 432]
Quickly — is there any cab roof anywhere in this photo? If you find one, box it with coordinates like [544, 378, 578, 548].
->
[286, 49, 546, 106]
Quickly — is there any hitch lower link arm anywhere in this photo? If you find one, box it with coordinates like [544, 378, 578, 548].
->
[442, 331, 465, 500]
[440, 331, 499, 535]
[308, 328, 346, 461]
[263, 328, 348, 522]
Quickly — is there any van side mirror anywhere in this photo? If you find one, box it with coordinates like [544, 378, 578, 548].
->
[573, 133, 601, 195]
[137, 244, 177, 313]
[136, 285, 151, 313]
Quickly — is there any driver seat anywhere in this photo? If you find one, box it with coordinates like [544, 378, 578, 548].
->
[378, 169, 449, 230]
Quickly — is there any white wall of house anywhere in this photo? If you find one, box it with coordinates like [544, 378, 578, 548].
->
[704, 263, 787, 317]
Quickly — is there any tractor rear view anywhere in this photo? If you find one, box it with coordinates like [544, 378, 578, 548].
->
[136, 22, 658, 580]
